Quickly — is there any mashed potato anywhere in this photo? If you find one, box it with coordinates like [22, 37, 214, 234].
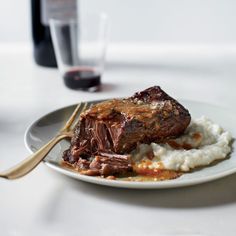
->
[132, 116, 232, 172]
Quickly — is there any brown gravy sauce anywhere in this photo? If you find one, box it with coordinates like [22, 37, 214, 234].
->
[60, 132, 204, 182]
[167, 140, 193, 150]
[85, 99, 173, 121]
[61, 160, 182, 182]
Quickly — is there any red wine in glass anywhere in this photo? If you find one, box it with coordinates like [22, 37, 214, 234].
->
[63, 68, 101, 90]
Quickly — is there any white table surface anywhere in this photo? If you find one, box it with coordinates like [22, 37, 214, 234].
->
[1, 43, 236, 236]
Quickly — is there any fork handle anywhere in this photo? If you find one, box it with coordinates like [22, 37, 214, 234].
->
[0, 134, 69, 180]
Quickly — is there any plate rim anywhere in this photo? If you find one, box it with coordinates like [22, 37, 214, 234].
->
[24, 99, 236, 189]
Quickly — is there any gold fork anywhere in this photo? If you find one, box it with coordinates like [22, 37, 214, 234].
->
[0, 102, 89, 180]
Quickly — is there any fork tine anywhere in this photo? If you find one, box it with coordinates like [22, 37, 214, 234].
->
[61, 103, 83, 132]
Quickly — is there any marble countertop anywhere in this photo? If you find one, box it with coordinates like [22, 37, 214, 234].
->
[1, 43, 236, 236]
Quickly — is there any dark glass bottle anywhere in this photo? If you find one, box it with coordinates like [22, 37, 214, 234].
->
[31, 0, 77, 67]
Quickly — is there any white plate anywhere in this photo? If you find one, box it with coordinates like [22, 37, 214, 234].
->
[24, 100, 236, 189]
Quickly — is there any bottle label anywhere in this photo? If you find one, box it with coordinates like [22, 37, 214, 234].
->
[40, 0, 77, 25]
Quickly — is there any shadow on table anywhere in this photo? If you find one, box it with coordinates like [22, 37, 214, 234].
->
[35, 169, 236, 228]
[107, 61, 219, 76]
[100, 82, 120, 92]
[63, 172, 236, 209]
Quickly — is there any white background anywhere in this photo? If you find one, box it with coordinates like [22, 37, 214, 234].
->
[1, 1, 236, 236]
[1, 0, 236, 44]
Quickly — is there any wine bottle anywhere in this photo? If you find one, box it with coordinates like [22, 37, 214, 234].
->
[31, 0, 77, 67]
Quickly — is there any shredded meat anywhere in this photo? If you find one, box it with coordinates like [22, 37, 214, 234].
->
[63, 86, 191, 176]
[89, 153, 132, 176]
